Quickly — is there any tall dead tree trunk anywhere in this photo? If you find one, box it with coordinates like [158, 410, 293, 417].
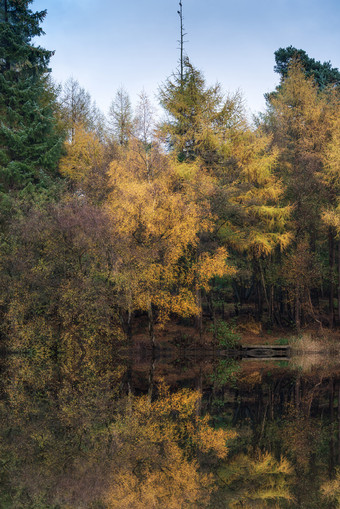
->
[177, 1, 186, 86]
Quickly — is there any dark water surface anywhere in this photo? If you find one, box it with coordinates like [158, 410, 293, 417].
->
[1, 346, 340, 508]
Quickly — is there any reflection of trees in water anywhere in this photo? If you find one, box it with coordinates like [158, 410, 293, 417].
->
[204, 366, 340, 508]
[2, 348, 340, 508]
[0, 352, 126, 507]
[0, 352, 237, 508]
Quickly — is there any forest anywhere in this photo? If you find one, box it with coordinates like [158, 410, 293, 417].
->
[3, 2, 340, 508]
[1, 0, 340, 355]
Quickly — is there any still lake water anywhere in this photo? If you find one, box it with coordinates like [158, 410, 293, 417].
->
[1, 345, 340, 508]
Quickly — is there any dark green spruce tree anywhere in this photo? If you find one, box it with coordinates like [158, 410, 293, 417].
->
[0, 0, 64, 197]
[273, 46, 340, 89]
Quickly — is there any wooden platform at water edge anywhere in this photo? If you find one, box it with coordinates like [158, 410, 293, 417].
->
[241, 344, 291, 359]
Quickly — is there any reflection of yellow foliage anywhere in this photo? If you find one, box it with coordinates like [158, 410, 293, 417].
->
[280, 408, 317, 469]
[218, 451, 294, 508]
[195, 415, 237, 459]
[106, 445, 211, 509]
[105, 383, 236, 508]
[321, 468, 340, 506]
[238, 371, 262, 388]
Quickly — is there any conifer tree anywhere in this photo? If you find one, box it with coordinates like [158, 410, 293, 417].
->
[108, 87, 132, 146]
[321, 99, 340, 323]
[59, 77, 105, 142]
[264, 60, 334, 326]
[273, 46, 340, 90]
[159, 58, 230, 165]
[131, 90, 157, 181]
[0, 0, 63, 194]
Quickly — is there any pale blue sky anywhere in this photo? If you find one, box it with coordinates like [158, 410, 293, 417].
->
[33, 0, 340, 117]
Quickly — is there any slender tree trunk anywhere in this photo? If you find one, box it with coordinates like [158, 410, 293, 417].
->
[207, 291, 215, 323]
[329, 379, 335, 477]
[338, 384, 340, 463]
[269, 385, 274, 420]
[329, 228, 335, 327]
[195, 288, 203, 335]
[148, 304, 156, 351]
[148, 358, 155, 403]
[194, 247, 203, 335]
[307, 291, 323, 331]
[295, 374, 300, 411]
[196, 369, 203, 416]
[252, 259, 263, 322]
[295, 291, 300, 332]
[259, 259, 270, 316]
[232, 283, 240, 316]
[178, 1, 185, 85]
[125, 347, 134, 398]
[256, 282, 263, 322]
[120, 309, 133, 345]
[269, 285, 274, 324]
[338, 239, 340, 324]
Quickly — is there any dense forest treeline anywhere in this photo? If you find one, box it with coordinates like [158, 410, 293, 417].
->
[1, 0, 340, 352]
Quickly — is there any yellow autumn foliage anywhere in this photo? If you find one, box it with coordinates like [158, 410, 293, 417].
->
[218, 451, 294, 508]
[105, 383, 236, 508]
[321, 467, 340, 506]
[105, 144, 233, 326]
[321, 101, 340, 234]
[59, 123, 105, 182]
[217, 124, 292, 258]
[196, 247, 235, 291]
